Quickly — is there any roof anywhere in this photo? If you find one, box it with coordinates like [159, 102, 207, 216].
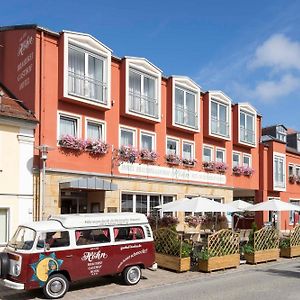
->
[261, 135, 286, 145]
[21, 220, 65, 232]
[50, 213, 149, 229]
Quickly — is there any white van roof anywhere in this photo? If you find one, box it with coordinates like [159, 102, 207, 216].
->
[22, 220, 65, 232]
[49, 213, 149, 229]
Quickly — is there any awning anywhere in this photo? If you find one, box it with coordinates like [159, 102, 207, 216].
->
[59, 176, 118, 191]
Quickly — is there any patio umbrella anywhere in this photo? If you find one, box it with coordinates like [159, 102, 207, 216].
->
[223, 199, 254, 212]
[247, 199, 300, 212]
[155, 196, 230, 213]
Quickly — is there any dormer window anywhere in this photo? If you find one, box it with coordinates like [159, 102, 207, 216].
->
[63, 32, 112, 108]
[276, 125, 287, 143]
[172, 77, 200, 132]
[125, 57, 161, 121]
[238, 103, 257, 147]
[209, 92, 231, 140]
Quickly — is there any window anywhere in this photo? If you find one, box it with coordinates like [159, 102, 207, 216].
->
[43, 231, 70, 248]
[121, 194, 133, 212]
[86, 120, 104, 140]
[296, 166, 300, 177]
[68, 45, 107, 104]
[0, 209, 8, 244]
[136, 195, 148, 214]
[59, 115, 79, 138]
[182, 142, 194, 160]
[167, 138, 179, 155]
[289, 164, 294, 176]
[210, 99, 230, 138]
[216, 148, 225, 163]
[114, 226, 145, 241]
[243, 154, 251, 167]
[141, 132, 155, 151]
[120, 127, 136, 147]
[273, 154, 286, 190]
[232, 152, 240, 167]
[76, 228, 110, 245]
[289, 200, 300, 225]
[175, 87, 198, 129]
[240, 111, 255, 145]
[276, 126, 287, 142]
[203, 146, 213, 162]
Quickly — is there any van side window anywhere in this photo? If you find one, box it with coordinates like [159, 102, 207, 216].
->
[114, 226, 145, 241]
[45, 231, 70, 248]
[76, 228, 110, 246]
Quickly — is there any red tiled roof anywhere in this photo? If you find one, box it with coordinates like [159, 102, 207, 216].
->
[287, 128, 297, 134]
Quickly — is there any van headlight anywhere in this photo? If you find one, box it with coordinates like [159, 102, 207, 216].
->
[13, 264, 21, 276]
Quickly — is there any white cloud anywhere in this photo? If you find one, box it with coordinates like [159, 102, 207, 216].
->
[249, 34, 300, 71]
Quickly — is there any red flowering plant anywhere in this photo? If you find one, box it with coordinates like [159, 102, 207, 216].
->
[185, 215, 203, 227]
[243, 166, 254, 176]
[182, 158, 197, 166]
[58, 135, 85, 151]
[289, 174, 297, 183]
[215, 162, 228, 173]
[202, 161, 215, 171]
[165, 153, 181, 165]
[232, 165, 243, 175]
[118, 145, 139, 163]
[140, 149, 158, 161]
[85, 139, 109, 155]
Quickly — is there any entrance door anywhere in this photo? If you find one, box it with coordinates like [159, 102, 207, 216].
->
[60, 190, 88, 214]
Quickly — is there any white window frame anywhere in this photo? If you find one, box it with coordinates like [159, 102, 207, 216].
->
[172, 76, 200, 132]
[208, 91, 231, 140]
[182, 140, 195, 160]
[289, 199, 300, 225]
[232, 151, 241, 167]
[0, 208, 9, 245]
[85, 118, 106, 142]
[216, 147, 226, 163]
[63, 31, 112, 108]
[140, 131, 156, 151]
[119, 125, 137, 148]
[238, 103, 257, 147]
[243, 154, 252, 167]
[203, 145, 214, 162]
[273, 152, 286, 191]
[57, 111, 82, 142]
[166, 136, 180, 156]
[276, 125, 287, 143]
[125, 57, 162, 122]
[295, 165, 300, 177]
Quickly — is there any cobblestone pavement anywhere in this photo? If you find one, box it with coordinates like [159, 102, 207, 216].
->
[1, 258, 299, 300]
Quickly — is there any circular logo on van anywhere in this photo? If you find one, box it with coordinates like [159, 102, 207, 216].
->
[30, 253, 63, 286]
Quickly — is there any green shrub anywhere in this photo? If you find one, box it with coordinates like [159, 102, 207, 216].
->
[279, 238, 290, 249]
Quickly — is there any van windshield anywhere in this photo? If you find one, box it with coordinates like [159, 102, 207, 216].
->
[8, 226, 36, 250]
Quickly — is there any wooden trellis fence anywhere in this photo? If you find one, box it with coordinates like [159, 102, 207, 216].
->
[290, 224, 300, 247]
[254, 227, 279, 251]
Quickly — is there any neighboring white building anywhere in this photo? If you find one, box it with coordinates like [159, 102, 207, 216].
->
[0, 83, 37, 246]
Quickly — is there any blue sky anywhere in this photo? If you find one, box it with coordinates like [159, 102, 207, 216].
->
[2, 0, 300, 128]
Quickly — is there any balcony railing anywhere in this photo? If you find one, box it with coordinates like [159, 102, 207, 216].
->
[175, 105, 198, 129]
[240, 127, 255, 145]
[211, 117, 229, 137]
[129, 92, 159, 119]
[68, 71, 107, 105]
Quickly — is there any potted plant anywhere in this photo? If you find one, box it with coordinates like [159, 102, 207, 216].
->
[85, 139, 109, 155]
[165, 153, 181, 165]
[296, 176, 300, 185]
[243, 166, 254, 176]
[232, 165, 243, 176]
[140, 149, 157, 162]
[58, 135, 85, 151]
[197, 229, 240, 272]
[118, 145, 138, 163]
[289, 174, 297, 184]
[182, 158, 197, 167]
[154, 227, 192, 272]
[202, 161, 215, 172]
[280, 225, 300, 258]
[215, 162, 228, 173]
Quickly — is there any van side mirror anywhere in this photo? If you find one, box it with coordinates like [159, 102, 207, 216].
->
[45, 243, 51, 251]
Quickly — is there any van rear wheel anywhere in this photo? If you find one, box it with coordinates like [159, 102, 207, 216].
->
[123, 265, 141, 285]
[0, 253, 10, 278]
[43, 274, 69, 299]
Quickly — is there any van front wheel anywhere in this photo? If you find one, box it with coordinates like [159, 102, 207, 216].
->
[43, 274, 69, 299]
[123, 265, 141, 285]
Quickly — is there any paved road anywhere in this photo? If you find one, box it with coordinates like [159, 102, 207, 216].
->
[1, 258, 300, 300]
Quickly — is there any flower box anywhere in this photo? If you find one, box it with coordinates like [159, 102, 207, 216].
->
[85, 140, 109, 155]
[140, 149, 157, 162]
[165, 154, 181, 165]
[155, 253, 190, 272]
[289, 175, 297, 184]
[243, 167, 254, 176]
[202, 161, 215, 172]
[215, 162, 228, 173]
[232, 166, 243, 176]
[58, 135, 85, 151]
[118, 146, 138, 163]
[244, 249, 279, 264]
[198, 253, 240, 272]
[280, 246, 300, 258]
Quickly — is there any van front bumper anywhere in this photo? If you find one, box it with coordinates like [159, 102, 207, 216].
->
[0, 279, 24, 290]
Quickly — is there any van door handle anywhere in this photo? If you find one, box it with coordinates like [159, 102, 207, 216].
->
[66, 255, 73, 258]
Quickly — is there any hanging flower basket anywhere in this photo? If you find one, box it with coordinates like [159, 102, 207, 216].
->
[215, 162, 228, 173]
[118, 146, 138, 163]
[165, 154, 181, 165]
[140, 149, 158, 162]
[85, 139, 109, 155]
[58, 135, 85, 151]
[202, 161, 215, 172]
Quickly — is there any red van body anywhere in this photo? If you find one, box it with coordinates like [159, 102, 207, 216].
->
[0, 213, 156, 299]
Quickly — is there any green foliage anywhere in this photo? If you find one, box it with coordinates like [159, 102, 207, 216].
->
[181, 242, 192, 258]
[279, 238, 290, 249]
[197, 248, 211, 261]
[241, 243, 254, 254]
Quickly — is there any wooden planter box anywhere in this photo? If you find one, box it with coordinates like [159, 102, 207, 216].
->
[280, 246, 300, 258]
[198, 253, 240, 272]
[244, 249, 280, 264]
[155, 253, 190, 272]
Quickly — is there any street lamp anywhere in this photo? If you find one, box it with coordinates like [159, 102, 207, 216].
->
[36, 145, 53, 220]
